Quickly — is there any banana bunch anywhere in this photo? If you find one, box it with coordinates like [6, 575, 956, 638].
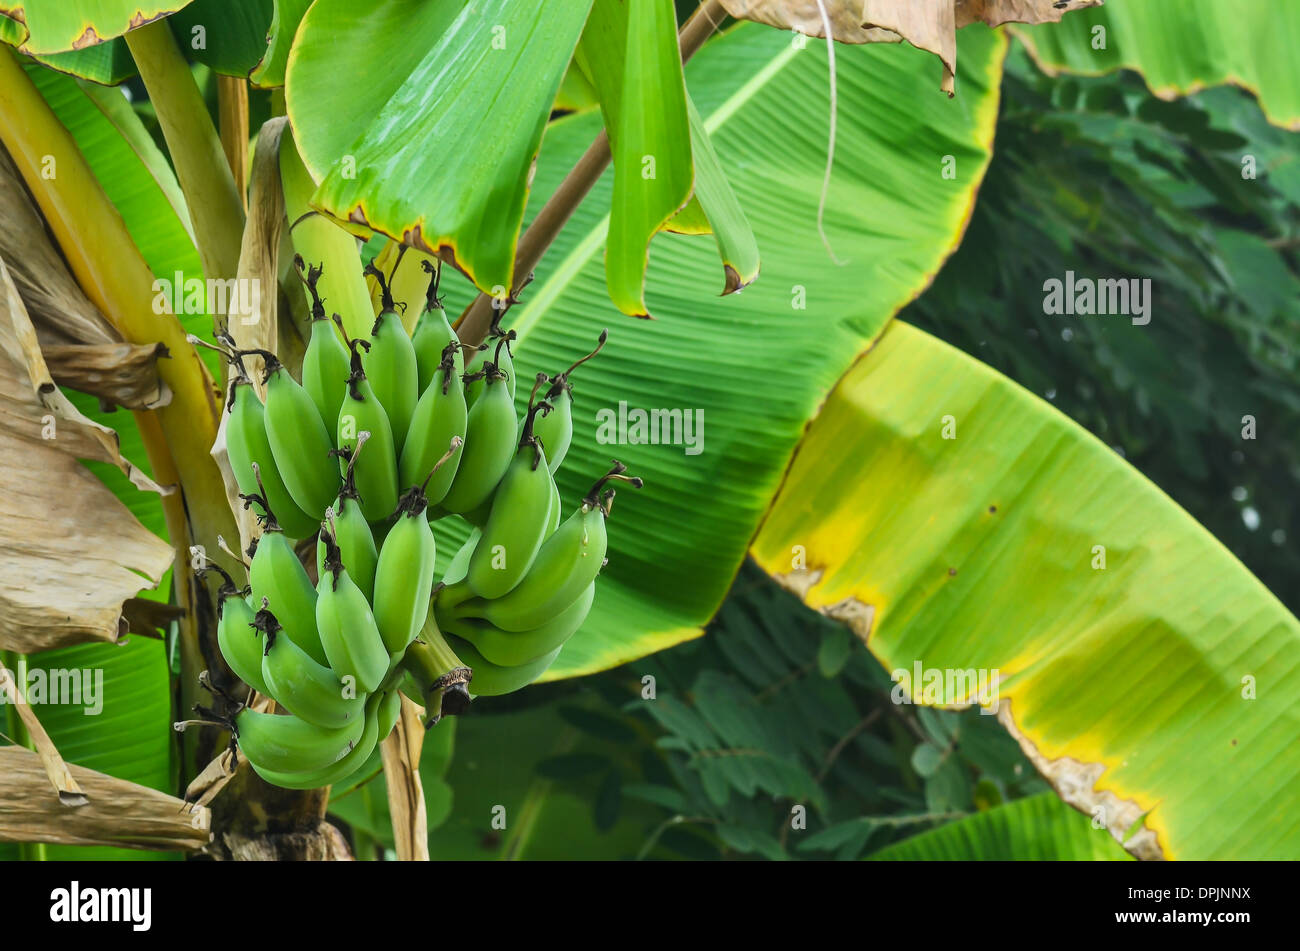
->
[193, 257, 640, 789]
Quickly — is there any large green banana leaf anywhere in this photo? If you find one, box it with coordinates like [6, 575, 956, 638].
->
[750, 320, 1300, 860]
[0, 1, 193, 53]
[1016, 0, 1300, 130]
[458, 22, 1002, 679]
[576, 0, 694, 317]
[286, 0, 592, 296]
[868, 792, 1131, 861]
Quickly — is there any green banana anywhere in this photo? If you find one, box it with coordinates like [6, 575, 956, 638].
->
[258, 605, 368, 729]
[444, 581, 594, 668]
[376, 688, 402, 742]
[464, 329, 516, 407]
[545, 467, 561, 534]
[442, 528, 481, 587]
[475, 463, 641, 632]
[316, 525, 389, 694]
[443, 633, 563, 697]
[246, 696, 380, 789]
[295, 256, 351, 433]
[314, 445, 379, 601]
[207, 566, 271, 695]
[222, 358, 318, 540]
[399, 340, 467, 508]
[466, 393, 554, 599]
[336, 333, 399, 522]
[372, 477, 444, 656]
[440, 351, 516, 515]
[411, 259, 464, 389]
[244, 488, 326, 666]
[362, 262, 419, 452]
[234, 706, 363, 775]
[254, 349, 339, 519]
[532, 330, 606, 473]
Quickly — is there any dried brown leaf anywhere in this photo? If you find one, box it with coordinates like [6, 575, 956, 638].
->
[379, 693, 428, 861]
[0, 255, 173, 652]
[0, 146, 116, 348]
[0, 658, 87, 806]
[41, 341, 171, 410]
[0, 747, 210, 851]
[719, 0, 1101, 93]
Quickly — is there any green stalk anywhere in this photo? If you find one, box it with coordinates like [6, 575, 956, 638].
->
[3, 652, 46, 861]
[125, 20, 244, 282]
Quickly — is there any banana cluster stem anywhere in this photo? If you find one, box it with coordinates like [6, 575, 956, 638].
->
[403, 617, 472, 727]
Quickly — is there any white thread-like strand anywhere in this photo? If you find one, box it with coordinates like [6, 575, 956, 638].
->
[813, 0, 846, 265]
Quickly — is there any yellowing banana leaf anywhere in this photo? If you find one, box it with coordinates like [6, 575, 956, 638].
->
[867, 792, 1132, 860]
[446, 22, 1003, 680]
[287, 0, 592, 296]
[0, 0, 193, 54]
[35, 39, 135, 84]
[750, 321, 1300, 860]
[718, 0, 1099, 94]
[1015, 0, 1300, 131]
[576, 0, 694, 317]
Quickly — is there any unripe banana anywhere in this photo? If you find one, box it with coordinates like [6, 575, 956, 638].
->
[464, 330, 516, 407]
[246, 695, 380, 789]
[467, 393, 555, 599]
[336, 333, 399, 522]
[412, 259, 464, 389]
[208, 567, 271, 696]
[362, 263, 419, 453]
[399, 340, 466, 508]
[244, 493, 326, 666]
[223, 360, 318, 540]
[376, 688, 402, 742]
[256, 350, 339, 518]
[532, 331, 605, 473]
[441, 527, 482, 587]
[440, 354, 516, 515]
[476, 463, 641, 632]
[295, 257, 351, 433]
[532, 385, 572, 474]
[446, 581, 593, 668]
[316, 525, 389, 694]
[258, 606, 368, 729]
[314, 445, 379, 601]
[234, 706, 363, 775]
[372, 470, 449, 655]
[443, 633, 563, 697]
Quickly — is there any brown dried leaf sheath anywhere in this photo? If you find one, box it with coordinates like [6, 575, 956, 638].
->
[0, 255, 172, 652]
[718, 0, 1101, 93]
[379, 693, 429, 861]
[0, 747, 210, 851]
[0, 658, 86, 805]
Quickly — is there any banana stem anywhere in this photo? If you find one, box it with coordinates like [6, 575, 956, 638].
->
[125, 21, 245, 284]
[402, 617, 472, 725]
